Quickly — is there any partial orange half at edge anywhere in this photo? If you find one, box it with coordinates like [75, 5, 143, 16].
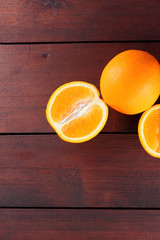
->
[46, 81, 108, 143]
[138, 104, 160, 158]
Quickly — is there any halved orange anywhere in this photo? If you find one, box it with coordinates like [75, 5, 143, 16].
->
[46, 81, 108, 143]
[138, 104, 160, 158]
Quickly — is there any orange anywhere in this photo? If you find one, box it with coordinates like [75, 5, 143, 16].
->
[138, 104, 160, 158]
[46, 81, 108, 143]
[100, 50, 160, 115]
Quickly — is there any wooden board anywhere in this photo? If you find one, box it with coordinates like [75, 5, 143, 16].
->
[0, 0, 160, 42]
[0, 134, 160, 208]
[1, 0, 160, 238]
[0, 42, 160, 133]
[0, 209, 160, 239]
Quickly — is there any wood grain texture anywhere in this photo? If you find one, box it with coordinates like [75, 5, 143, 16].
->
[0, 134, 160, 208]
[0, 0, 160, 42]
[0, 209, 160, 239]
[0, 42, 160, 133]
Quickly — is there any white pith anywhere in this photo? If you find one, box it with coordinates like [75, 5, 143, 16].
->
[60, 100, 93, 125]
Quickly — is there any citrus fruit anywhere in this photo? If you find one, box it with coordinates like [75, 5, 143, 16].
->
[100, 50, 160, 115]
[46, 81, 108, 143]
[138, 104, 160, 158]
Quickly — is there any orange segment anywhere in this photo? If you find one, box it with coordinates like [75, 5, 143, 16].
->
[138, 104, 160, 158]
[51, 85, 96, 123]
[46, 81, 108, 143]
[62, 103, 103, 138]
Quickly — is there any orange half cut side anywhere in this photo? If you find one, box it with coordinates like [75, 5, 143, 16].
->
[46, 81, 108, 143]
[138, 104, 160, 158]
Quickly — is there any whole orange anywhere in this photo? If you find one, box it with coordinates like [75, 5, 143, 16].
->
[100, 50, 160, 115]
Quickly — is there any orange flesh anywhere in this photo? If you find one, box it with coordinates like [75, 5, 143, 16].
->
[51, 86, 96, 123]
[143, 109, 160, 153]
[62, 104, 103, 138]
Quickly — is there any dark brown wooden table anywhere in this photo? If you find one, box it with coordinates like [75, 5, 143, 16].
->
[1, 0, 160, 239]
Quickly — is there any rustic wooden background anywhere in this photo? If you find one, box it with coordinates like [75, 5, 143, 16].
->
[1, 0, 160, 239]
